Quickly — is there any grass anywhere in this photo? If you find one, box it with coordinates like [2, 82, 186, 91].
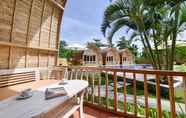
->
[174, 65, 186, 72]
[85, 72, 185, 103]
[86, 95, 186, 118]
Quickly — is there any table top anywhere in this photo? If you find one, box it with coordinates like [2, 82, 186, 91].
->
[0, 80, 88, 118]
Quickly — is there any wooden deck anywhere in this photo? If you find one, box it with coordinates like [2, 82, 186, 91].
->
[73, 106, 123, 118]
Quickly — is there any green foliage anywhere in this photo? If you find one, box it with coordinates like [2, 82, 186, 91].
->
[87, 38, 107, 48]
[101, 0, 186, 70]
[59, 41, 77, 60]
[175, 46, 186, 64]
[136, 46, 186, 65]
[117, 36, 138, 57]
[87, 95, 186, 118]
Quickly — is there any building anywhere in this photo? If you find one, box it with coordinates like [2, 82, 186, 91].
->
[81, 46, 134, 66]
[0, 0, 66, 69]
[82, 44, 103, 66]
[102, 48, 120, 65]
[119, 49, 134, 65]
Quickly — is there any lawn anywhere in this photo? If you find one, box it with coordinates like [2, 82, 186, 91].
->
[174, 65, 186, 72]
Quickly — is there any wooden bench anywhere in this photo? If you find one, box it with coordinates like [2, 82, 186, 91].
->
[0, 71, 35, 88]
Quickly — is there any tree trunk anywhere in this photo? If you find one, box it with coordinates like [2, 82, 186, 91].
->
[169, 3, 180, 70]
[143, 32, 157, 69]
[153, 30, 161, 70]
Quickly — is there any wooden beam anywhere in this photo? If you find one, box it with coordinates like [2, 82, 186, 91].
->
[39, 0, 46, 47]
[156, 74, 162, 118]
[0, 41, 58, 52]
[133, 73, 137, 116]
[48, 4, 54, 67]
[144, 74, 149, 118]
[48, 4, 54, 49]
[183, 76, 186, 114]
[25, 0, 34, 68]
[168, 77, 176, 118]
[9, 0, 17, 69]
[55, 0, 66, 66]
[123, 72, 127, 113]
[38, 0, 46, 68]
[113, 71, 117, 112]
[50, 0, 65, 10]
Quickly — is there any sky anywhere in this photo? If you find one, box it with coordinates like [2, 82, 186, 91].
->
[60, 0, 114, 48]
[60, 0, 186, 49]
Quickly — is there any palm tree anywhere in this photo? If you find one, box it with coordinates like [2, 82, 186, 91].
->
[117, 36, 138, 56]
[101, 0, 158, 68]
[101, 0, 186, 70]
[117, 36, 131, 49]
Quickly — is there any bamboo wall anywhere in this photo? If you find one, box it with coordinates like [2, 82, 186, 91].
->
[0, 0, 66, 69]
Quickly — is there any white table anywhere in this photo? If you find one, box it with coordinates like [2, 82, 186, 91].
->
[0, 80, 88, 118]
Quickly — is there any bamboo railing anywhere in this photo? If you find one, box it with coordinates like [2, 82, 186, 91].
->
[57, 66, 186, 118]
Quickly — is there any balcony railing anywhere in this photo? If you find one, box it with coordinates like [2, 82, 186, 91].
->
[56, 66, 186, 118]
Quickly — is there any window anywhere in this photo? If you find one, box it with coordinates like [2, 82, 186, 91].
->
[84, 55, 96, 64]
[107, 56, 114, 64]
[123, 57, 127, 62]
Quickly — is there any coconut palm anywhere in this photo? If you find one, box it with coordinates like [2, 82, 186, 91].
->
[101, 0, 158, 68]
[101, 0, 186, 70]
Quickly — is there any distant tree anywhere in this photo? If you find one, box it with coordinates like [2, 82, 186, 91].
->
[60, 40, 67, 48]
[59, 40, 77, 60]
[117, 36, 138, 57]
[101, 0, 186, 70]
[87, 38, 107, 48]
[117, 36, 131, 49]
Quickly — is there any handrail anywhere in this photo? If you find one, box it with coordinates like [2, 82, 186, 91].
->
[56, 66, 186, 118]
[61, 66, 186, 76]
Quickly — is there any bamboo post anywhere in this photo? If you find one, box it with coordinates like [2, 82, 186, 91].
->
[168, 76, 176, 118]
[98, 71, 101, 104]
[183, 76, 186, 114]
[144, 74, 149, 118]
[9, 0, 17, 69]
[133, 73, 137, 116]
[123, 72, 127, 113]
[92, 72, 95, 104]
[113, 71, 117, 112]
[75, 70, 78, 80]
[105, 71, 109, 108]
[86, 71, 89, 101]
[70, 70, 73, 80]
[156, 74, 162, 118]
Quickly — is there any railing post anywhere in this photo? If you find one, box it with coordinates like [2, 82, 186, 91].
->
[64, 68, 69, 80]
[98, 71, 101, 104]
[86, 71, 89, 101]
[113, 71, 117, 112]
[133, 73, 137, 116]
[75, 70, 78, 80]
[144, 74, 149, 118]
[70, 69, 73, 80]
[105, 71, 109, 108]
[156, 74, 162, 118]
[168, 76, 176, 118]
[183, 76, 186, 114]
[123, 72, 127, 113]
[92, 72, 95, 104]
[80, 69, 84, 80]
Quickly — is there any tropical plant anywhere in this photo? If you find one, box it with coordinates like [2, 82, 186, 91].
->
[117, 36, 138, 57]
[87, 38, 107, 48]
[101, 0, 186, 70]
[59, 41, 77, 60]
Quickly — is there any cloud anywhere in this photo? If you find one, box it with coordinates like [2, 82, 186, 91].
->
[60, 16, 103, 44]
